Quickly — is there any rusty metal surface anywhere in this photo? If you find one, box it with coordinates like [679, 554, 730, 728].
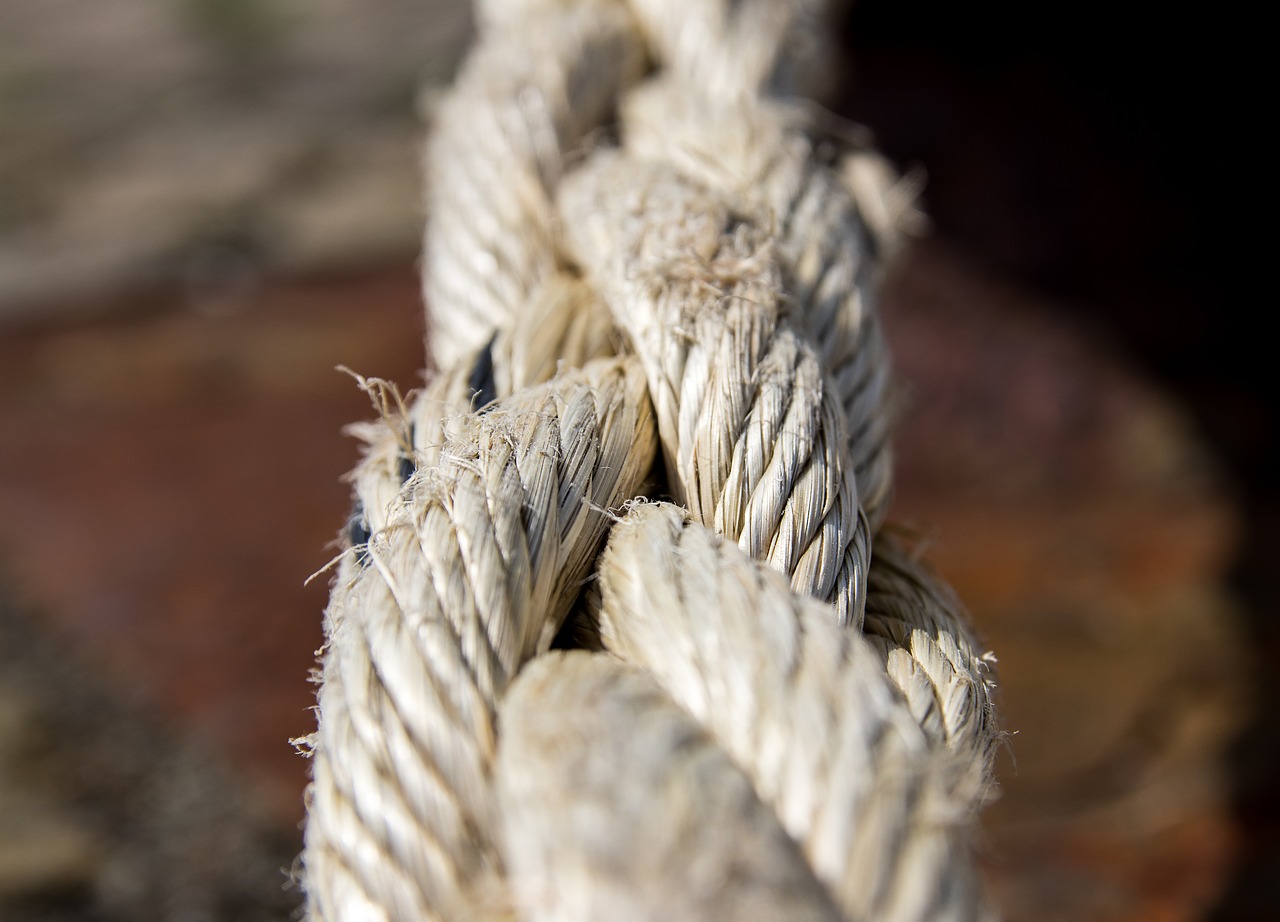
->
[0, 244, 1254, 920]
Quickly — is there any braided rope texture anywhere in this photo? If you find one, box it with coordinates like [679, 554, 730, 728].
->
[301, 1, 1000, 919]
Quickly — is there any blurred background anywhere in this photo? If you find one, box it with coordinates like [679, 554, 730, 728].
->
[0, 2, 1268, 920]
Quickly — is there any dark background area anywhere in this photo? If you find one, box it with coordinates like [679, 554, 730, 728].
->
[843, 4, 1272, 918]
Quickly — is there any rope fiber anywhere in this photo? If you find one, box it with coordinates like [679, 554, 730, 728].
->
[300, 1, 1000, 919]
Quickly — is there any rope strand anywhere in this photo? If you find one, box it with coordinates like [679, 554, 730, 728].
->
[599, 503, 989, 920]
[305, 361, 656, 919]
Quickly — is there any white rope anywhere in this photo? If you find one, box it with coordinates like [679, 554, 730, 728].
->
[422, 1, 645, 371]
[301, 1, 1001, 918]
[498, 651, 848, 922]
[560, 150, 870, 624]
[596, 503, 988, 921]
[304, 361, 657, 920]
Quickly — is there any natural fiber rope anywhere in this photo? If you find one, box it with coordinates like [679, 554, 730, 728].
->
[595, 503, 988, 921]
[306, 361, 657, 920]
[301, 1, 1000, 919]
[560, 152, 870, 623]
[497, 650, 849, 922]
[422, 1, 646, 372]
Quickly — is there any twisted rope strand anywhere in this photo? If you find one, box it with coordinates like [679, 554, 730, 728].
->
[496, 651, 847, 922]
[423, 1, 645, 370]
[350, 273, 619, 542]
[560, 155, 870, 623]
[598, 503, 989, 921]
[864, 534, 1000, 807]
[621, 83, 896, 526]
[304, 361, 657, 919]
[626, 0, 844, 100]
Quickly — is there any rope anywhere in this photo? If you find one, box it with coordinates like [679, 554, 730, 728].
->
[596, 504, 988, 921]
[498, 651, 848, 922]
[300, 1, 1000, 919]
[306, 361, 657, 920]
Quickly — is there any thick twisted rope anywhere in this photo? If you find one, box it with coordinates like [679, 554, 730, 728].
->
[561, 152, 870, 624]
[305, 361, 656, 920]
[595, 503, 987, 921]
[302, 1, 1000, 919]
[422, 1, 646, 371]
[498, 651, 848, 922]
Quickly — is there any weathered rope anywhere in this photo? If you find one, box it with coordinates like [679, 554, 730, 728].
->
[301, 1, 1000, 919]
[305, 362, 657, 920]
[596, 503, 988, 921]
[422, 1, 646, 371]
[865, 534, 999, 784]
[498, 651, 848, 922]
[560, 151, 870, 624]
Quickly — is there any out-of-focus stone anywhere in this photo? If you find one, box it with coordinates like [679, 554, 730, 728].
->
[0, 0, 469, 316]
[0, 805, 99, 902]
[0, 590, 301, 921]
[0, 696, 101, 901]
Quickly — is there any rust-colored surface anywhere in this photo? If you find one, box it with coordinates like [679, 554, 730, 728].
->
[883, 243, 1246, 922]
[0, 267, 425, 820]
[0, 244, 1253, 920]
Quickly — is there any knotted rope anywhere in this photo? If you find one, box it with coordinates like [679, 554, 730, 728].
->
[300, 1, 999, 920]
